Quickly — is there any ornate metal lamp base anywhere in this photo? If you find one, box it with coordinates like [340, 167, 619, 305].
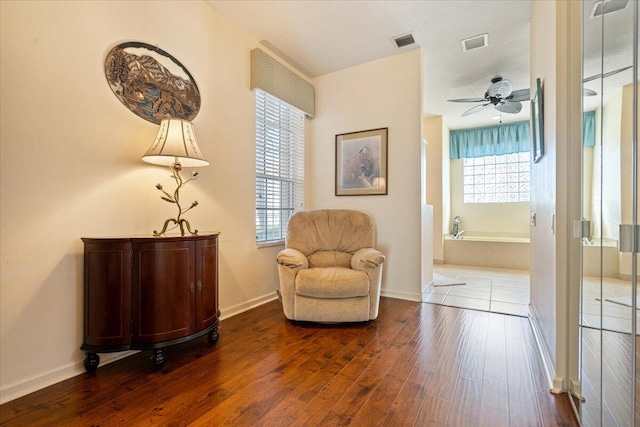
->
[152, 162, 201, 237]
[154, 218, 198, 237]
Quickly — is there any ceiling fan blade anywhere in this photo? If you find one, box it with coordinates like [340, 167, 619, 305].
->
[462, 103, 491, 116]
[495, 100, 522, 114]
[508, 88, 530, 102]
[583, 65, 632, 83]
[487, 79, 513, 99]
[583, 88, 597, 97]
[447, 98, 487, 103]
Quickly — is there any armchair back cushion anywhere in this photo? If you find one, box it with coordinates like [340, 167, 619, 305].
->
[286, 209, 375, 255]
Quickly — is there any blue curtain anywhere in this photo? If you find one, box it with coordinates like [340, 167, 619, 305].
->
[583, 111, 595, 147]
[450, 121, 530, 159]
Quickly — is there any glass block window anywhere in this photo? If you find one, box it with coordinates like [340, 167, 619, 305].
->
[255, 90, 305, 243]
[462, 152, 530, 203]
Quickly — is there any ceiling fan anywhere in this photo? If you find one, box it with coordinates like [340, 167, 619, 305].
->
[584, 65, 632, 83]
[449, 66, 633, 118]
[447, 77, 529, 117]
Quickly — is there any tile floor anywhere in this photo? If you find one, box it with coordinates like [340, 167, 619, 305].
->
[581, 275, 639, 334]
[426, 264, 530, 317]
[427, 264, 639, 332]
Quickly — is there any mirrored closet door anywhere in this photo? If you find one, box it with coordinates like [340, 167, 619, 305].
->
[579, 0, 639, 425]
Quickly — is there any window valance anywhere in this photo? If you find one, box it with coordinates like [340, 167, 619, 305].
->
[583, 111, 595, 148]
[450, 111, 596, 159]
[450, 121, 530, 159]
[250, 48, 315, 117]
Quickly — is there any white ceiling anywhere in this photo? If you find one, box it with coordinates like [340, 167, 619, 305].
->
[207, 0, 635, 130]
[583, 0, 637, 113]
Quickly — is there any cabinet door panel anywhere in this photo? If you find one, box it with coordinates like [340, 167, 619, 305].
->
[84, 243, 132, 347]
[196, 237, 219, 330]
[132, 241, 195, 343]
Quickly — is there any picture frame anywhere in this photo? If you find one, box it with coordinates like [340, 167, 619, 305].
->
[531, 77, 544, 163]
[335, 127, 388, 196]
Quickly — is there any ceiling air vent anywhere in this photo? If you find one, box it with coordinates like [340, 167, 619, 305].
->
[461, 33, 488, 52]
[590, 0, 629, 18]
[392, 32, 416, 49]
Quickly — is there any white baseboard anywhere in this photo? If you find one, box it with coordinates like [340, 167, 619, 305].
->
[0, 350, 137, 405]
[1, 291, 280, 405]
[527, 306, 563, 394]
[421, 280, 435, 301]
[550, 376, 565, 394]
[380, 288, 423, 302]
[220, 291, 278, 320]
[569, 379, 582, 400]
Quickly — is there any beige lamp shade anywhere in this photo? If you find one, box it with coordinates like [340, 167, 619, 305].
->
[142, 118, 209, 167]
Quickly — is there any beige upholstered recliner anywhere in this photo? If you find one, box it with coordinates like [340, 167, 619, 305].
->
[276, 209, 385, 322]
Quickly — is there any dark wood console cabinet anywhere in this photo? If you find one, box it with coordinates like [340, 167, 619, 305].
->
[81, 233, 220, 371]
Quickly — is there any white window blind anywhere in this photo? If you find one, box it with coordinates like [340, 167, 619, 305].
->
[255, 89, 304, 243]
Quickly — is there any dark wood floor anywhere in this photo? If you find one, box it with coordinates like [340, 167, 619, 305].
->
[0, 298, 577, 426]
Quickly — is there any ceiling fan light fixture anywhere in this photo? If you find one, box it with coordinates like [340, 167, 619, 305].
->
[589, 0, 629, 18]
[461, 33, 488, 52]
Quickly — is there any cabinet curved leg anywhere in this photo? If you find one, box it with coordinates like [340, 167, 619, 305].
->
[207, 328, 219, 346]
[84, 352, 100, 373]
[151, 349, 165, 371]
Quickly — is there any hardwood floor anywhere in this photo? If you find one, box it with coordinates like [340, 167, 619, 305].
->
[0, 298, 577, 426]
[580, 327, 640, 426]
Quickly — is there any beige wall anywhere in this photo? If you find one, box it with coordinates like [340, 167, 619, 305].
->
[590, 91, 623, 240]
[442, 125, 451, 239]
[619, 84, 640, 278]
[424, 116, 445, 262]
[306, 49, 425, 301]
[587, 84, 639, 279]
[530, 0, 582, 394]
[0, 0, 309, 402]
[422, 139, 435, 294]
[531, 1, 557, 376]
[582, 146, 594, 222]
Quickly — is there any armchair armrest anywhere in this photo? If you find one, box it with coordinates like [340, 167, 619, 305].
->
[277, 248, 309, 271]
[351, 248, 385, 271]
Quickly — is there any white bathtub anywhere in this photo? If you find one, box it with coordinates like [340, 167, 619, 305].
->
[443, 234, 530, 270]
[442, 234, 620, 275]
[582, 237, 619, 278]
[445, 234, 530, 243]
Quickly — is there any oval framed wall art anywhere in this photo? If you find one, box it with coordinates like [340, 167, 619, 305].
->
[104, 41, 201, 124]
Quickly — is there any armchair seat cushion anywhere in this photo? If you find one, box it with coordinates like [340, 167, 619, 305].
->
[295, 267, 369, 299]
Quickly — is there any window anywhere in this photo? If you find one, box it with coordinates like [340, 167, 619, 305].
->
[463, 152, 530, 203]
[255, 90, 305, 243]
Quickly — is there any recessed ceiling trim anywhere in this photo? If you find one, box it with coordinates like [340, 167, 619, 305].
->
[461, 33, 488, 52]
[589, 0, 629, 18]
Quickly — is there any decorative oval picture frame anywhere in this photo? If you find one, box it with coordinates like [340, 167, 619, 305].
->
[104, 41, 201, 124]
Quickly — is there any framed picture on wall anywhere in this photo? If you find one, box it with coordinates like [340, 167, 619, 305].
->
[335, 127, 388, 196]
[531, 77, 544, 163]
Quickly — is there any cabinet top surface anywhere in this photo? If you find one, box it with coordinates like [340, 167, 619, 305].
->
[82, 232, 220, 243]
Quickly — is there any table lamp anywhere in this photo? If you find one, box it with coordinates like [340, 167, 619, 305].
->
[142, 118, 209, 236]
